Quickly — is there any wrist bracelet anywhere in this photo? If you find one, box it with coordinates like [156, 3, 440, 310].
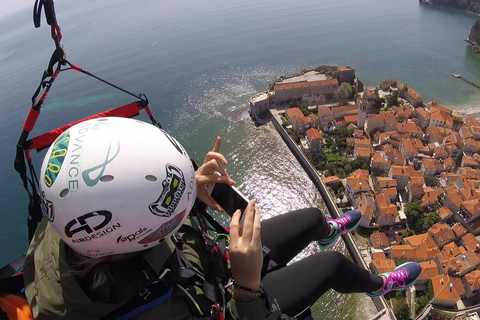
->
[233, 282, 262, 293]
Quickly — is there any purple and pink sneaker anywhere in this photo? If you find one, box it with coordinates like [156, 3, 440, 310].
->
[317, 210, 361, 249]
[366, 262, 422, 297]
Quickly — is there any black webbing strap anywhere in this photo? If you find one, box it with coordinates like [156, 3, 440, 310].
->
[33, 0, 57, 28]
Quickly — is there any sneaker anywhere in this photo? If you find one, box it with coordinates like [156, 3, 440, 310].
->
[366, 262, 422, 297]
[317, 210, 361, 249]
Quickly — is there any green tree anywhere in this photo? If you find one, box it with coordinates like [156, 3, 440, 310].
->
[405, 200, 424, 233]
[423, 212, 439, 231]
[301, 107, 310, 116]
[338, 86, 349, 105]
[340, 82, 352, 98]
[395, 305, 410, 320]
[425, 176, 439, 187]
[371, 97, 385, 113]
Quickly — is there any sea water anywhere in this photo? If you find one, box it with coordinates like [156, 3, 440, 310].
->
[1, 0, 480, 318]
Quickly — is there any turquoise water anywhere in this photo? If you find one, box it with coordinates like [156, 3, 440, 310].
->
[1, 0, 480, 317]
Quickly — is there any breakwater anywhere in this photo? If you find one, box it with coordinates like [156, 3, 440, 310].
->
[452, 73, 480, 91]
[268, 110, 390, 316]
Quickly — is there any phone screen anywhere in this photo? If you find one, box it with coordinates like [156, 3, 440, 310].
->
[210, 183, 249, 217]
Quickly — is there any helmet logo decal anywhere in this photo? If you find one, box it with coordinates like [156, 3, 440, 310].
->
[64, 210, 122, 243]
[149, 164, 186, 217]
[43, 131, 70, 188]
[40, 191, 55, 222]
[116, 227, 152, 244]
[138, 210, 186, 244]
[82, 141, 120, 187]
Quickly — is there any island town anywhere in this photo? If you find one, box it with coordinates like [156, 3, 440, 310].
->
[249, 66, 480, 320]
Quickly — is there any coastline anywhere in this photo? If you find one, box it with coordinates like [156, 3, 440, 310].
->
[453, 103, 480, 119]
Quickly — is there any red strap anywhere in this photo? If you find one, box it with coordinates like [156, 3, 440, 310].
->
[30, 102, 142, 152]
[23, 108, 40, 132]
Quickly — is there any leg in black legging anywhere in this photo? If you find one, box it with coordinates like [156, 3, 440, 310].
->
[262, 251, 384, 317]
[261, 207, 330, 266]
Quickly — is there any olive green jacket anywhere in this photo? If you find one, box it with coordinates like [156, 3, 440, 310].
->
[24, 216, 269, 320]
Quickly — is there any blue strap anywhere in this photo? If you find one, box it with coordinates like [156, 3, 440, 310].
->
[116, 286, 174, 320]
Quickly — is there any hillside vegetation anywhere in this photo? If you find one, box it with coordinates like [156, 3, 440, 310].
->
[429, 0, 480, 15]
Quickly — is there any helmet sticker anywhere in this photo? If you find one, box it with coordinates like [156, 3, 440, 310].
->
[138, 210, 186, 245]
[43, 131, 70, 188]
[64, 210, 122, 243]
[40, 191, 55, 222]
[116, 227, 153, 244]
[82, 141, 121, 187]
[149, 164, 186, 217]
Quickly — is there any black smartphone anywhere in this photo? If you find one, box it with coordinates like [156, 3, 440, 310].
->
[209, 183, 249, 217]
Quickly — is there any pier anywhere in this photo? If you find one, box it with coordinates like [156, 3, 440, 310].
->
[452, 73, 480, 90]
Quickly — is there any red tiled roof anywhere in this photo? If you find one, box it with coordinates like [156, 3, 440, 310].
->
[306, 127, 323, 140]
[275, 78, 338, 91]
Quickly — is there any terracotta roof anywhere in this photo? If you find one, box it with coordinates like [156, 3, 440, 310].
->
[459, 167, 480, 180]
[371, 259, 396, 274]
[391, 245, 416, 259]
[370, 232, 390, 248]
[331, 104, 358, 115]
[390, 165, 412, 177]
[452, 223, 468, 238]
[352, 169, 369, 177]
[461, 199, 480, 216]
[463, 155, 480, 168]
[419, 260, 440, 280]
[323, 175, 340, 185]
[344, 114, 358, 124]
[285, 108, 307, 124]
[423, 158, 445, 171]
[462, 233, 480, 252]
[446, 190, 463, 209]
[404, 233, 437, 247]
[432, 275, 460, 302]
[465, 270, 480, 291]
[346, 175, 370, 192]
[396, 122, 423, 136]
[443, 242, 462, 258]
[406, 87, 422, 101]
[275, 78, 338, 91]
[306, 127, 323, 141]
[372, 151, 389, 165]
[377, 177, 397, 189]
[461, 126, 474, 139]
[436, 207, 453, 220]
[417, 107, 430, 119]
[355, 193, 376, 220]
[376, 193, 398, 217]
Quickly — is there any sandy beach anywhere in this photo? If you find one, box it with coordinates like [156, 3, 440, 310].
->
[453, 103, 480, 120]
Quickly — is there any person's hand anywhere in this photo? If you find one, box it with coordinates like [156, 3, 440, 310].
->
[196, 136, 235, 211]
[229, 200, 262, 290]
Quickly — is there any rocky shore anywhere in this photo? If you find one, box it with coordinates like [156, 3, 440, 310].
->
[467, 20, 480, 53]
[420, 0, 480, 16]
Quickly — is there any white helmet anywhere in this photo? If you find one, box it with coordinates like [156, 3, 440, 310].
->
[39, 117, 196, 258]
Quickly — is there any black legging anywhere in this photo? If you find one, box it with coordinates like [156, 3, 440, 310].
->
[260, 208, 384, 317]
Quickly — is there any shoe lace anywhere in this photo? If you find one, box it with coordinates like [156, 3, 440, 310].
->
[382, 268, 408, 294]
[333, 215, 351, 234]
